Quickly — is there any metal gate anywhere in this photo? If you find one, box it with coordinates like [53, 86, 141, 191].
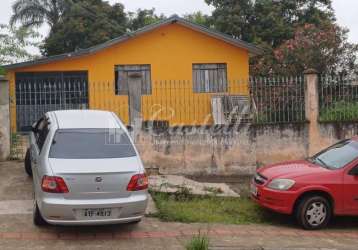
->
[15, 71, 89, 131]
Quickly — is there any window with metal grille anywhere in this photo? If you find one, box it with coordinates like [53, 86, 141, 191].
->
[193, 63, 228, 93]
[115, 65, 152, 95]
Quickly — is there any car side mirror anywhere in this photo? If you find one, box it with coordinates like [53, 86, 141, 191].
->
[31, 122, 38, 133]
[349, 166, 358, 176]
[126, 126, 133, 132]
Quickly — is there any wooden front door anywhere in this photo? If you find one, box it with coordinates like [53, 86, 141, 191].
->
[128, 72, 142, 126]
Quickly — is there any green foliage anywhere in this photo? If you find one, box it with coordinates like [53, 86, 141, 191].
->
[205, 0, 357, 75]
[127, 9, 165, 32]
[173, 185, 193, 201]
[252, 23, 358, 75]
[184, 12, 212, 27]
[41, 0, 127, 55]
[10, 1, 168, 56]
[320, 101, 358, 122]
[206, 0, 334, 45]
[10, 0, 67, 28]
[10, 133, 23, 160]
[151, 191, 286, 225]
[186, 232, 209, 250]
[205, 0, 255, 42]
[0, 67, 5, 75]
[0, 24, 40, 65]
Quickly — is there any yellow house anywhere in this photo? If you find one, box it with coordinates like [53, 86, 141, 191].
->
[4, 15, 261, 132]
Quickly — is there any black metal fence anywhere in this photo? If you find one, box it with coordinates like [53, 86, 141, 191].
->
[11, 77, 311, 132]
[319, 75, 358, 122]
[15, 72, 89, 131]
[250, 76, 306, 124]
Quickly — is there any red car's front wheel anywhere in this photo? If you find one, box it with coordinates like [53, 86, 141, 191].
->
[295, 195, 332, 230]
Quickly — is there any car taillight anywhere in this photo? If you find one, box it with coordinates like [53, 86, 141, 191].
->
[127, 174, 148, 191]
[41, 176, 69, 193]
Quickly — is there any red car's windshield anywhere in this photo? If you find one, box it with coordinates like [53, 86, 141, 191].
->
[310, 140, 358, 170]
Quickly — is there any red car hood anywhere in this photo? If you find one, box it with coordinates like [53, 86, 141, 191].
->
[257, 160, 326, 180]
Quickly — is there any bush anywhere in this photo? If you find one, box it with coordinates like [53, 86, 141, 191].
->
[10, 133, 23, 160]
[186, 233, 209, 250]
[320, 101, 358, 122]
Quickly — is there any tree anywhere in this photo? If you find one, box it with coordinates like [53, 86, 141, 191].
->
[184, 12, 212, 27]
[250, 23, 358, 75]
[205, 0, 357, 75]
[205, 0, 255, 41]
[0, 24, 40, 66]
[205, 0, 334, 46]
[127, 9, 165, 32]
[10, 0, 68, 28]
[41, 0, 127, 55]
[251, 0, 335, 47]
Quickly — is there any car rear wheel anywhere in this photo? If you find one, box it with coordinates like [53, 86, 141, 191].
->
[33, 200, 47, 226]
[24, 149, 32, 177]
[128, 219, 142, 224]
[296, 195, 331, 230]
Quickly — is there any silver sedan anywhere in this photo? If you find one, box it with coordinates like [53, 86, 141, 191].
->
[24, 110, 148, 226]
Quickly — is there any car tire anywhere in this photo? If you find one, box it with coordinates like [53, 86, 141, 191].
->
[296, 195, 331, 230]
[24, 149, 33, 177]
[33, 202, 47, 226]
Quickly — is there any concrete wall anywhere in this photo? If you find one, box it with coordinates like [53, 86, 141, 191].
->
[136, 122, 357, 176]
[0, 77, 10, 160]
[8, 120, 357, 174]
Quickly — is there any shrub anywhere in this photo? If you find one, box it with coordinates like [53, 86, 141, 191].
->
[320, 101, 358, 122]
[186, 232, 209, 250]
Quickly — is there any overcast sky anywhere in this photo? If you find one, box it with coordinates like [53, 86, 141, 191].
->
[1, 0, 358, 45]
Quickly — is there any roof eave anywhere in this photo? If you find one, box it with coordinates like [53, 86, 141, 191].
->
[2, 49, 91, 70]
[3, 16, 263, 70]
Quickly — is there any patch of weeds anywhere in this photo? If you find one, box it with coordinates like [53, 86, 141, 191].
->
[151, 191, 291, 225]
[186, 231, 209, 250]
[10, 133, 23, 160]
[319, 101, 358, 122]
[173, 185, 193, 201]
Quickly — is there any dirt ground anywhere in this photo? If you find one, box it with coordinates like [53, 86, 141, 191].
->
[2, 161, 358, 250]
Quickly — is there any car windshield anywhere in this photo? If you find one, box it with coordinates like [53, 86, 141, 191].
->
[309, 140, 358, 170]
[49, 128, 137, 159]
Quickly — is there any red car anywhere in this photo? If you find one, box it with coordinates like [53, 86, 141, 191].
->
[252, 137, 358, 230]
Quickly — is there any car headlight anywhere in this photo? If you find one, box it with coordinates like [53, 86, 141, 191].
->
[267, 179, 295, 191]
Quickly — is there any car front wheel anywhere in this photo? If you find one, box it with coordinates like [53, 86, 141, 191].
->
[24, 149, 32, 177]
[296, 195, 331, 230]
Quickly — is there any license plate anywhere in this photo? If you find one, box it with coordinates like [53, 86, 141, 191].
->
[251, 183, 258, 197]
[83, 208, 112, 218]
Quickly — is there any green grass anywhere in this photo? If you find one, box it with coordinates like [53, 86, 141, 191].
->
[320, 101, 358, 122]
[186, 233, 209, 250]
[150, 191, 288, 225]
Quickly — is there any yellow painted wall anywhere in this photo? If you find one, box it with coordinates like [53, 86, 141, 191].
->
[7, 23, 249, 131]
